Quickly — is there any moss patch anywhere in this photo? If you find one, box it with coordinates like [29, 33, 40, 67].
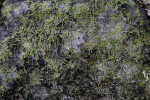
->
[0, 0, 150, 99]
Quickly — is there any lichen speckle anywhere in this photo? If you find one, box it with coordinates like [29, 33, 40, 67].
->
[0, 0, 150, 99]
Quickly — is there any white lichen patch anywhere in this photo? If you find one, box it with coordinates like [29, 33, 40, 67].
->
[19, 52, 25, 60]
[143, 70, 149, 81]
[64, 31, 85, 53]
[59, 4, 69, 13]
[23, 42, 30, 49]
[13, 2, 28, 15]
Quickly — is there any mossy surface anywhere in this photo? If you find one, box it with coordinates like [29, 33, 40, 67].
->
[0, 0, 150, 99]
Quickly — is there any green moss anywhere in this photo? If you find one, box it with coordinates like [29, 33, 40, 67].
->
[1, 1, 12, 18]
[0, 0, 150, 99]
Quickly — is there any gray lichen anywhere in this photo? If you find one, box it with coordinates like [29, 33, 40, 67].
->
[0, 0, 150, 99]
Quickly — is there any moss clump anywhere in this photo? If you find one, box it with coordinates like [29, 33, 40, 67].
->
[0, 0, 150, 99]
